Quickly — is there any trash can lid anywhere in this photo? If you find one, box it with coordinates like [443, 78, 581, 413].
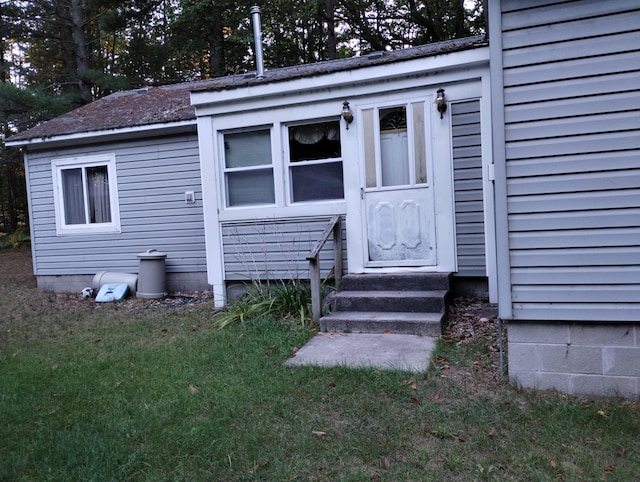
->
[137, 248, 167, 259]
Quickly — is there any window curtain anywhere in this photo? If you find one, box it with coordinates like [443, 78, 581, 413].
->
[87, 166, 111, 223]
[61, 168, 86, 224]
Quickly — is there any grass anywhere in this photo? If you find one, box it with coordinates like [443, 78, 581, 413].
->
[1, 247, 639, 481]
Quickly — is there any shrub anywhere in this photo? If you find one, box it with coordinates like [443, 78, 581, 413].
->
[0, 228, 30, 249]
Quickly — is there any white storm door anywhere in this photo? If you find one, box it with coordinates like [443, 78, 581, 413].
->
[360, 99, 451, 269]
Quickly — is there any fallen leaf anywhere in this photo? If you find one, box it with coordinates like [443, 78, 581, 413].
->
[381, 456, 391, 469]
[597, 409, 606, 417]
[604, 464, 615, 474]
[487, 427, 496, 437]
[188, 384, 198, 394]
[383, 330, 392, 334]
[371, 473, 379, 482]
[312, 430, 326, 437]
[453, 434, 466, 442]
[410, 397, 421, 406]
[51, 364, 58, 370]
[434, 392, 441, 401]
[94, 339, 102, 344]
[550, 457, 558, 469]
[298, 389, 305, 397]
[248, 461, 268, 473]
[617, 448, 626, 457]
[327, 382, 336, 388]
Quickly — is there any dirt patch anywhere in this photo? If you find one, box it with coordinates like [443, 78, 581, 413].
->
[437, 298, 508, 396]
[0, 247, 214, 310]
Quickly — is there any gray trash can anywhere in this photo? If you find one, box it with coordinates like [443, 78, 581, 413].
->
[136, 249, 167, 299]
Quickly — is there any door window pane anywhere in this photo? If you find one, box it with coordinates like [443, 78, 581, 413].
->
[379, 107, 409, 186]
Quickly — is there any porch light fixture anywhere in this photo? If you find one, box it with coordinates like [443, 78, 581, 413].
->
[436, 88, 447, 119]
[341, 101, 354, 129]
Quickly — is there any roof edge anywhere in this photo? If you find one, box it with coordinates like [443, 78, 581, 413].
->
[6, 119, 197, 150]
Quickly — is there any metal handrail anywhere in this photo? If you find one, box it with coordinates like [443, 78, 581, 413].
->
[306, 214, 343, 324]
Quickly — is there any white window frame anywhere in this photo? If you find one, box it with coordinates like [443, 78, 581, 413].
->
[371, 101, 426, 189]
[51, 154, 121, 235]
[221, 126, 276, 208]
[284, 118, 345, 204]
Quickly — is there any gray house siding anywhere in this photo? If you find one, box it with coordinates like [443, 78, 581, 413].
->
[452, 99, 486, 277]
[26, 132, 209, 292]
[222, 216, 346, 282]
[492, 0, 640, 398]
[500, 0, 640, 322]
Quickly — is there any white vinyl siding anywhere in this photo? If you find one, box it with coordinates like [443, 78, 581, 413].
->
[500, 0, 640, 321]
[452, 100, 485, 277]
[26, 132, 207, 276]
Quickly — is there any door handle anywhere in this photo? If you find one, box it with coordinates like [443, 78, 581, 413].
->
[360, 187, 364, 199]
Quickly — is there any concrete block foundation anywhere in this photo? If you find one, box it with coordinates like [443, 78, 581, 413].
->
[508, 322, 640, 399]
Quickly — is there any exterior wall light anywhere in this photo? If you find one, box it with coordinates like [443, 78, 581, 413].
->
[436, 88, 447, 119]
[341, 101, 354, 129]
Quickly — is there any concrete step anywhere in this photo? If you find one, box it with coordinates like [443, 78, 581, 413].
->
[319, 311, 444, 336]
[342, 273, 451, 292]
[332, 289, 448, 313]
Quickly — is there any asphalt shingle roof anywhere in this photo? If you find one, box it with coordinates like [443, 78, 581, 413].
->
[7, 36, 486, 144]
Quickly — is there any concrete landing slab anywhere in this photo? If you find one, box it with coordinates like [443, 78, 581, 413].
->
[286, 332, 437, 372]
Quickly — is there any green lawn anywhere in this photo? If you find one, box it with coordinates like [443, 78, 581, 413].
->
[0, 248, 638, 481]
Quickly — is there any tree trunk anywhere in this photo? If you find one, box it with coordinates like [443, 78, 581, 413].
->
[324, 0, 337, 59]
[70, 0, 92, 104]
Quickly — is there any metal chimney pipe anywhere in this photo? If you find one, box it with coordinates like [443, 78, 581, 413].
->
[250, 5, 265, 79]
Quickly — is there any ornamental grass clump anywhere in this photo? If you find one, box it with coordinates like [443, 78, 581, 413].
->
[213, 280, 313, 329]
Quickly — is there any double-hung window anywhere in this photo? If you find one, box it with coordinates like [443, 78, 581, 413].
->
[220, 119, 344, 209]
[223, 129, 275, 207]
[287, 120, 344, 202]
[52, 154, 121, 235]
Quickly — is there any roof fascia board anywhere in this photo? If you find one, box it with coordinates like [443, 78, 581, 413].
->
[191, 47, 489, 115]
[5, 119, 197, 149]
[196, 65, 487, 119]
